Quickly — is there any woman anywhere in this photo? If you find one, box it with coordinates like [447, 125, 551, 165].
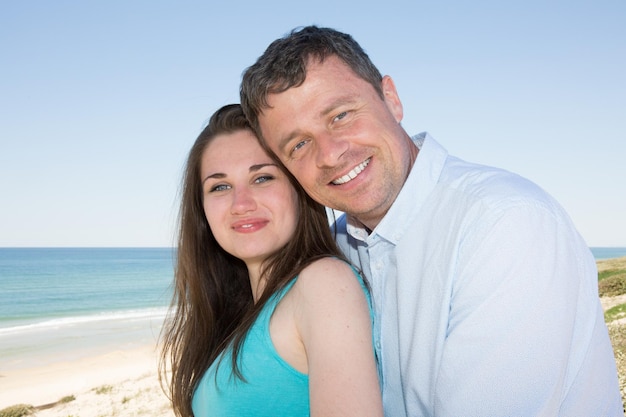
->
[159, 104, 382, 417]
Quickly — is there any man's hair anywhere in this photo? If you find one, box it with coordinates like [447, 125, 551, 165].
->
[240, 25, 383, 139]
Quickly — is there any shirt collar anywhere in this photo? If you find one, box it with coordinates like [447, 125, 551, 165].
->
[346, 132, 448, 245]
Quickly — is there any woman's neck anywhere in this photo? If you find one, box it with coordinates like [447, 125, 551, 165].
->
[247, 264, 266, 303]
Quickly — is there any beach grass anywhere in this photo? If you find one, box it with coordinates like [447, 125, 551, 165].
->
[0, 394, 76, 417]
[94, 385, 114, 395]
[607, 304, 626, 323]
[59, 395, 75, 404]
[599, 256, 626, 410]
[0, 404, 34, 417]
[599, 256, 626, 297]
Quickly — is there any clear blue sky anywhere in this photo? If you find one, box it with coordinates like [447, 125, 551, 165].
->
[1, 1, 624, 247]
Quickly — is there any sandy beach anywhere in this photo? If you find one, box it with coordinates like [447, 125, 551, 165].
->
[0, 343, 173, 416]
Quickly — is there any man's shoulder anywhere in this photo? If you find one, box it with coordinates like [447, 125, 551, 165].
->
[442, 155, 554, 208]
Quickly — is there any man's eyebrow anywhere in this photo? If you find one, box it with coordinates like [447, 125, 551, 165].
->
[277, 131, 303, 153]
[276, 96, 356, 153]
[320, 96, 355, 117]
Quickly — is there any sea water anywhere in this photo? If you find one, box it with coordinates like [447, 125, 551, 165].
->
[591, 247, 626, 260]
[0, 248, 174, 370]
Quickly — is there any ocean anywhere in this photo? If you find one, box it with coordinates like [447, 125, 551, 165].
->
[591, 247, 626, 260]
[1, 246, 625, 372]
[0, 248, 174, 371]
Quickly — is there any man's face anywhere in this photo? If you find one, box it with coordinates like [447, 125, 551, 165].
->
[258, 55, 417, 229]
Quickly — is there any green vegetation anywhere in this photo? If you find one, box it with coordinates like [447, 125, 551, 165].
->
[600, 275, 626, 297]
[599, 256, 626, 409]
[598, 256, 626, 297]
[606, 304, 626, 323]
[600, 269, 626, 282]
[0, 404, 34, 417]
[608, 324, 626, 402]
[59, 395, 76, 404]
[94, 385, 114, 395]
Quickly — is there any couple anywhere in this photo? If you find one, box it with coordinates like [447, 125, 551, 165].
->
[160, 26, 622, 416]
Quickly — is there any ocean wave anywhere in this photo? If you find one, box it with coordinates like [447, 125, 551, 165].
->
[0, 307, 169, 336]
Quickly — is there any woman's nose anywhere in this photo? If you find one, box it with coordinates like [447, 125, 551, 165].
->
[230, 187, 257, 214]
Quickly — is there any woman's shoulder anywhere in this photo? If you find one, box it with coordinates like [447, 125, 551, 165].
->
[299, 256, 358, 281]
[292, 257, 365, 303]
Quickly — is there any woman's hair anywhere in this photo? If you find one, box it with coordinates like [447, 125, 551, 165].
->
[159, 104, 348, 417]
[240, 25, 383, 142]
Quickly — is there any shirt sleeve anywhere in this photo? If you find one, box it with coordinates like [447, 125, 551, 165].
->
[433, 200, 616, 416]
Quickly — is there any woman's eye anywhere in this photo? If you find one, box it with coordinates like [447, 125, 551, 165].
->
[210, 184, 230, 192]
[255, 175, 274, 184]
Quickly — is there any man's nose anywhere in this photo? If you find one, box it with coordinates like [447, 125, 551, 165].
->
[315, 133, 348, 168]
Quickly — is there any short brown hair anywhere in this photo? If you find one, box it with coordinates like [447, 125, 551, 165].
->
[240, 25, 383, 141]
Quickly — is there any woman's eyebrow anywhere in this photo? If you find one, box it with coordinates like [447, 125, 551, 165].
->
[250, 163, 277, 172]
[202, 172, 225, 185]
[202, 163, 277, 185]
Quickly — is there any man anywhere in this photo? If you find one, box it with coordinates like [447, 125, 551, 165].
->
[240, 26, 622, 416]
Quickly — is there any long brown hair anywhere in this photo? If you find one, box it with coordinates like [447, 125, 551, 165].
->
[159, 104, 348, 417]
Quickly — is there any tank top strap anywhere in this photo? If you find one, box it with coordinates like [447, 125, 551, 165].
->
[257, 277, 298, 325]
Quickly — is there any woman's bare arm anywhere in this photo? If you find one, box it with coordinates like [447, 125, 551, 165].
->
[294, 257, 383, 417]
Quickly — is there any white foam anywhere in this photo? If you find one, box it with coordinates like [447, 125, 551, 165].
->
[0, 307, 169, 336]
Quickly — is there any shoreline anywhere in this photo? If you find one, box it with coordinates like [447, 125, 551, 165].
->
[0, 308, 167, 370]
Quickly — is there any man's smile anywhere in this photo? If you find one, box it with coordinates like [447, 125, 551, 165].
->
[331, 158, 371, 185]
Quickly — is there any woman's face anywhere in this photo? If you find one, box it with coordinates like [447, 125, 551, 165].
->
[200, 129, 299, 271]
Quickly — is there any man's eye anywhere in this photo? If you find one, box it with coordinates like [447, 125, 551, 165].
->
[292, 139, 308, 154]
[334, 111, 348, 122]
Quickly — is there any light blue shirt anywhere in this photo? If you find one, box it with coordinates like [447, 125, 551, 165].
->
[334, 133, 622, 416]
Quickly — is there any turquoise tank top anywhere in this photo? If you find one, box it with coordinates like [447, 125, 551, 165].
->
[191, 268, 372, 416]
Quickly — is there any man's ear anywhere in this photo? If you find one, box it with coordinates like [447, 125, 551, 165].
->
[381, 75, 403, 123]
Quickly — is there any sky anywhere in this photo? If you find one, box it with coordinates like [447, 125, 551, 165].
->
[1, 0, 624, 247]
